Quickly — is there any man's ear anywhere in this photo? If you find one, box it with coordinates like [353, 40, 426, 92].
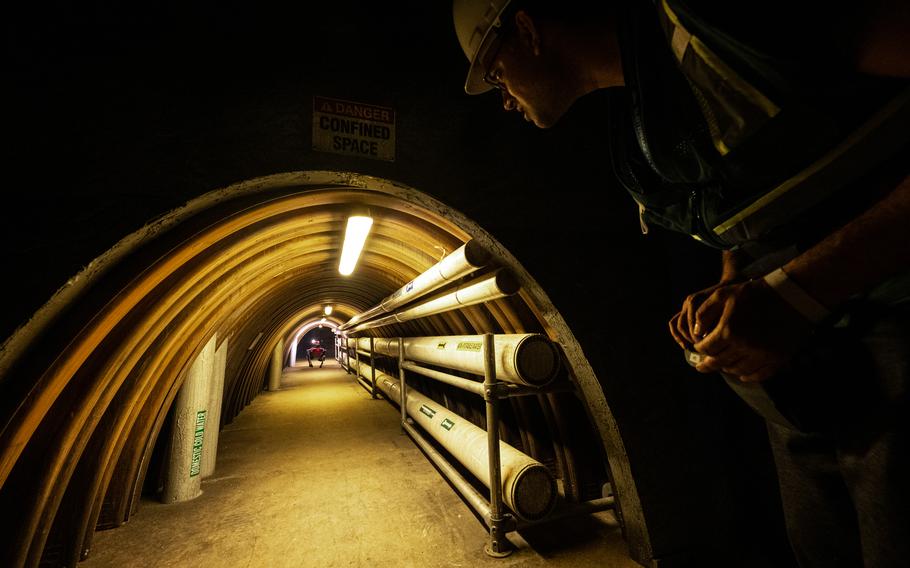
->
[513, 10, 541, 56]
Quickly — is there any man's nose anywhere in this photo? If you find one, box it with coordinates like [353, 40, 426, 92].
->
[501, 91, 517, 111]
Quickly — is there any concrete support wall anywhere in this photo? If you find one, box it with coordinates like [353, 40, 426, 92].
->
[201, 335, 228, 479]
[289, 338, 298, 368]
[268, 338, 284, 391]
[162, 335, 216, 502]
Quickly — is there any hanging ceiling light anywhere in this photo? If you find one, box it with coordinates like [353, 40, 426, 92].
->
[324, 305, 333, 315]
[338, 213, 373, 276]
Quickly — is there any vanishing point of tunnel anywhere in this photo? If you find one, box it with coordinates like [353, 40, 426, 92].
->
[7, 1, 892, 567]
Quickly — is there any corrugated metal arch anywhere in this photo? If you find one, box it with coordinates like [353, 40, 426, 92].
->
[0, 171, 649, 567]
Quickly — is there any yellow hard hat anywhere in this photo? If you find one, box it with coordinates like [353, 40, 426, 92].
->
[453, 0, 514, 95]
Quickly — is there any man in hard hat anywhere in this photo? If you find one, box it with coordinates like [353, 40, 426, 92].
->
[453, 1, 909, 566]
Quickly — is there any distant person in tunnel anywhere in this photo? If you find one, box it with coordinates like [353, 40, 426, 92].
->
[307, 342, 326, 368]
[453, 0, 910, 566]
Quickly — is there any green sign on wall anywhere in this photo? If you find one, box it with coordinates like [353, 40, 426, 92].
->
[189, 410, 207, 477]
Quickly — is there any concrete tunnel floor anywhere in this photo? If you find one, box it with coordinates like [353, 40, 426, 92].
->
[82, 361, 637, 568]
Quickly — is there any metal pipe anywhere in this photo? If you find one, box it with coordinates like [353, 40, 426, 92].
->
[355, 333, 559, 387]
[353, 360, 557, 522]
[347, 269, 518, 333]
[515, 496, 616, 530]
[400, 361, 485, 397]
[402, 421, 492, 522]
[340, 240, 490, 331]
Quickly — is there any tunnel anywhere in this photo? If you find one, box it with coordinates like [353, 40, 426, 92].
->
[2, 2, 797, 567]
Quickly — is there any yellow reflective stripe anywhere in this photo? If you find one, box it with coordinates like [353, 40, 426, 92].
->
[661, 0, 780, 119]
[687, 37, 780, 118]
[714, 136, 731, 157]
[714, 161, 819, 235]
[661, 0, 683, 27]
[713, 88, 910, 235]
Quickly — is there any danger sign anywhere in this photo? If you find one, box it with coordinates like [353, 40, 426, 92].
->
[313, 96, 396, 161]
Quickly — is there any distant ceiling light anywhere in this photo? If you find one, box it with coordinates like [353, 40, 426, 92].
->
[320, 317, 326, 322]
[324, 305, 333, 315]
[339, 214, 373, 276]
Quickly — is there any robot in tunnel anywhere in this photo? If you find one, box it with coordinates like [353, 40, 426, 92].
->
[306, 341, 326, 368]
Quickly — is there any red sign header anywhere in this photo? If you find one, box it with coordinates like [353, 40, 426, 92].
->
[313, 96, 395, 124]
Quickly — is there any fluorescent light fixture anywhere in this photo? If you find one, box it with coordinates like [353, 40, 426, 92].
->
[324, 305, 333, 315]
[338, 214, 373, 275]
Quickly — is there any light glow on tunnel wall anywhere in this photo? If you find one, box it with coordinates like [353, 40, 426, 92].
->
[289, 319, 340, 364]
[338, 215, 373, 275]
[0, 173, 632, 567]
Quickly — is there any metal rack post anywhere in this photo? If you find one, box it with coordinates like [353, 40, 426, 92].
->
[483, 333, 513, 557]
[341, 338, 348, 373]
[369, 337, 377, 399]
[398, 339, 407, 430]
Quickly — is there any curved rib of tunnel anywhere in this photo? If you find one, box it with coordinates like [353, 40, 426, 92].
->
[0, 171, 648, 567]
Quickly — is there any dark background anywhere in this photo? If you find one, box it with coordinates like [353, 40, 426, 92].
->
[3, 1, 793, 565]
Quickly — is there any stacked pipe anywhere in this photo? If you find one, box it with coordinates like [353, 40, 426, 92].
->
[351, 359, 557, 522]
[345, 269, 518, 333]
[340, 240, 491, 331]
[350, 334, 560, 387]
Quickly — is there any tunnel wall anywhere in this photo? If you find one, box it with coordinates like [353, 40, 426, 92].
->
[2, 2, 793, 567]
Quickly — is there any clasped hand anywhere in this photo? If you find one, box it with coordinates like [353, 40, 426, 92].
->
[669, 279, 813, 383]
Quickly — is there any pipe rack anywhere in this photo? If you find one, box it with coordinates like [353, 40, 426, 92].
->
[349, 333, 615, 557]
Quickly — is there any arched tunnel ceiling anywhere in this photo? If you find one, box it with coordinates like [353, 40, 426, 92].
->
[0, 172, 642, 568]
[0, 0, 810, 565]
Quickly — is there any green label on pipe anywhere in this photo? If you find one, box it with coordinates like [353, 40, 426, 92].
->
[441, 418, 455, 431]
[457, 341, 482, 352]
[189, 410, 207, 477]
[419, 405, 437, 419]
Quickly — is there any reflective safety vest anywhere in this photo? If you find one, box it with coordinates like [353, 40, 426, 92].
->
[614, 0, 910, 257]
